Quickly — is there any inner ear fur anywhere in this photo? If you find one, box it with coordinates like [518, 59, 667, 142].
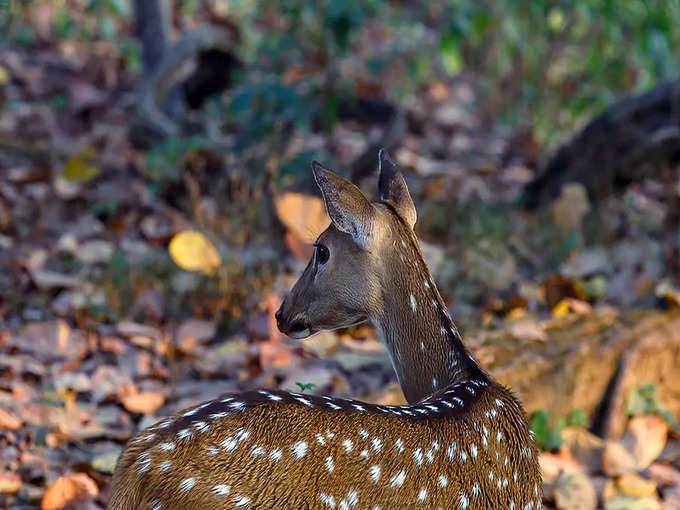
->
[312, 161, 375, 247]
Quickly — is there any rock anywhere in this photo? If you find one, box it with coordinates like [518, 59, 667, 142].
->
[29, 269, 80, 290]
[75, 239, 113, 264]
[554, 472, 597, 510]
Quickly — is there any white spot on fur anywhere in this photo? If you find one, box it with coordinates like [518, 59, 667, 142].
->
[319, 493, 336, 508]
[343, 439, 354, 452]
[177, 429, 192, 440]
[213, 484, 230, 496]
[390, 469, 406, 488]
[325, 456, 335, 473]
[396, 438, 405, 453]
[234, 495, 250, 507]
[370, 465, 381, 483]
[418, 488, 427, 502]
[410, 294, 417, 311]
[292, 441, 308, 458]
[269, 448, 282, 461]
[158, 460, 172, 472]
[438, 474, 448, 488]
[180, 478, 195, 492]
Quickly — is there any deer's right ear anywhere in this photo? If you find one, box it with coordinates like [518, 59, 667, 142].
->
[312, 161, 374, 247]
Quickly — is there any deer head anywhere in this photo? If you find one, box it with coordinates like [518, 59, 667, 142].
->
[275, 150, 417, 339]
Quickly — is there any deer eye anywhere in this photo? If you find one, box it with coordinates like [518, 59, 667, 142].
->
[315, 243, 330, 265]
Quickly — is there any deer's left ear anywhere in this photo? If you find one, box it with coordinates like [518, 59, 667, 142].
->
[312, 161, 375, 247]
[378, 149, 417, 229]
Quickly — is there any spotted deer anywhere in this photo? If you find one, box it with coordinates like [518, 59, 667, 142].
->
[108, 150, 542, 509]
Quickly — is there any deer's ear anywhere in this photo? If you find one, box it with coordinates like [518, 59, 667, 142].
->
[312, 161, 374, 247]
[378, 149, 417, 229]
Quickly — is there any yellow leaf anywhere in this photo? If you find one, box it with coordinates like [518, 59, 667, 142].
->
[552, 299, 571, 317]
[62, 146, 100, 183]
[168, 230, 221, 275]
[0, 66, 9, 86]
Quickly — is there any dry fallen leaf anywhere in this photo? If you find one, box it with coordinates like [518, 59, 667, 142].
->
[61, 146, 101, 183]
[120, 391, 165, 415]
[275, 192, 330, 243]
[0, 408, 22, 430]
[603, 415, 668, 476]
[41, 472, 98, 510]
[508, 319, 548, 343]
[0, 471, 21, 494]
[625, 415, 668, 470]
[168, 230, 221, 275]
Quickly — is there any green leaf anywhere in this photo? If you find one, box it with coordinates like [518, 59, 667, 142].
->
[440, 32, 463, 76]
[295, 382, 316, 393]
[567, 408, 588, 427]
[530, 409, 548, 447]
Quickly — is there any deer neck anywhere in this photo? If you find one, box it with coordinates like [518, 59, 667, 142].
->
[371, 234, 486, 404]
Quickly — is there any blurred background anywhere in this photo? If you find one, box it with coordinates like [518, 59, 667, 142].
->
[0, 1, 680, 508]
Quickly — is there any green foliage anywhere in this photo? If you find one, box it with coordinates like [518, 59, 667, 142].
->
[145, 136, 208, 181]
[567, 407, 588, 427]
[530, 409, 565, 451]
[627, 383, 680, 432]
[295, 382, 316, 393]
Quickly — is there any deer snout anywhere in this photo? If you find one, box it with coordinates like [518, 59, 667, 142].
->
[275, 301, 312, 339]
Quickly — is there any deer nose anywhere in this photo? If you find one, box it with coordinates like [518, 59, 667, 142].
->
[275, 306, 283, 330]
